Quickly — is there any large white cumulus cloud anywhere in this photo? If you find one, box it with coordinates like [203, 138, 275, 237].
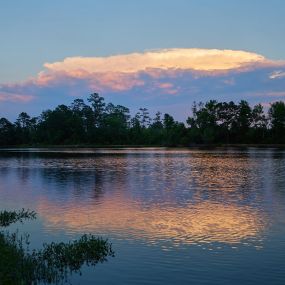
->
[43, 48, 266, 74]
[35, 48, 271, 91]
[1, 48, 285, 120]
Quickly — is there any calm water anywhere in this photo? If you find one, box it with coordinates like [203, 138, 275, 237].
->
[0, 148, 285, 284]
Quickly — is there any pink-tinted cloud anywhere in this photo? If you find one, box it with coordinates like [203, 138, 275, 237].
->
[43, 48, 267, 73]
[0, 91, 35, 103]
[27, 48, 285, 94]
[33, 48, 271, 91]
[1, 48, 285, 121]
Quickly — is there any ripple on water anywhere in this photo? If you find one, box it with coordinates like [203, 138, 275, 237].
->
[0, 148, 285, 284]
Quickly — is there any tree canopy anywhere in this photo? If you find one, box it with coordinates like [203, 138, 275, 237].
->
[1, 94, 285, 146]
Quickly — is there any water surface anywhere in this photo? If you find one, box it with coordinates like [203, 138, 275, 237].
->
[0, 148, 284, 284]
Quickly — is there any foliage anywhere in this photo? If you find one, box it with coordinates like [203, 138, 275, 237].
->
[0, 209, 114, 284]
[186, 100, 285, 144]
[0, 94, 285, 146]
[268, 101, 285, 143]
[0, 209, 36, 227]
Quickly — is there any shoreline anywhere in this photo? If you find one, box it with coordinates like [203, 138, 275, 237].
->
[1, 144, 285, 149]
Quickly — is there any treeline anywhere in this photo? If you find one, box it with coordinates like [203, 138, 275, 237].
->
[0, 93, 285, 146]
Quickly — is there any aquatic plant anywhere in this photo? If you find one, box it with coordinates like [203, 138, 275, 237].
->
[0, 208, 36, 227]
[0, 209, 114, 284]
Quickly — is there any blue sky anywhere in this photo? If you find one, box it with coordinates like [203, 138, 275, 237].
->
[0, 0, 285, 120]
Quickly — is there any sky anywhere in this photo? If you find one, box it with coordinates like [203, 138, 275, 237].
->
[0, 0, 285, 121]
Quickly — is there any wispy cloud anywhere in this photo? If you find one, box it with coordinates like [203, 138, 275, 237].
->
[269, 70, 285, 79]
[0, 91, 34, 103]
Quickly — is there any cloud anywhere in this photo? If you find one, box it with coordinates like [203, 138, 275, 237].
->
[1, 48, 285, 120]
[43, 48, 266, 74]
[0, 91, 34, 103]
[30, 48, 273, 92]
[269, 70, 285, 79]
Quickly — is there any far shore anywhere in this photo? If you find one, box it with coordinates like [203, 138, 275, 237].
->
[1, 144, 285, 149]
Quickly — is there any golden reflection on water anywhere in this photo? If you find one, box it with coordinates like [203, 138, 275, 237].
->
[38, 196, 266, 247]
[0, 149, 274, 249]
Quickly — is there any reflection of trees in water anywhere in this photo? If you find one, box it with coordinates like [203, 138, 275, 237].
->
[16, 167, 31, 186]
[2, 149, 285, 249]
[189, 154, 257, 203]
[0, 166, 9, 179]
[260, 150, 285, 221]
[0, 150, 284, 227]
[119, 152, 263, 206]
[2, 150, 284, 207]
[34, 152, 270, 248]
[38, 156, 130, 203]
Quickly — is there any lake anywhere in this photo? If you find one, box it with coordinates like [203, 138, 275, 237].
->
[0, 148, 284, 284]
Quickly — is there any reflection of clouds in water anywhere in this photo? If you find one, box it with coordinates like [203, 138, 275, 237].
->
[1, 149, 283, 250]
[37, 197, 266, 249]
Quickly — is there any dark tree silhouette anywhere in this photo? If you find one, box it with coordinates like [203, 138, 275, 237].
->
[0, 94, 285, 146]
